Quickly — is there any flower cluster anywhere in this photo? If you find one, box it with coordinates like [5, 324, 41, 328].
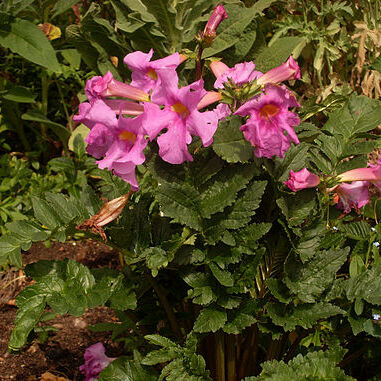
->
[74, 4, 302, 190]
[284, 160, 381, 213]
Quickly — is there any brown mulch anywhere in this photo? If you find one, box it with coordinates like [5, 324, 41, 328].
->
[0, 240, 123, 381]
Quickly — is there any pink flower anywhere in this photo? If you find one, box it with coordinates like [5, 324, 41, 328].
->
[284, 168, 320, 191]
[142, 73, 218, 164]
[85, 71, 149, 103]
[203, 4, 228, 40]
[95, 114, 147, 190]
[235, 84, 300, 158]
[332, 181, 370, 213]
[123, 49, 181, 103]
[257, 56, 301, 85]
[79, 343, 116, 381]
[210, 61, 263, 89]
[74, 100, 118, 130]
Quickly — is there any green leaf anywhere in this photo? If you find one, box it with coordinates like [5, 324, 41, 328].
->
[254, 37, 304, 72]
[323, 94, 381, 140]
[212, 116, 254, 163]
[145, 334, 178, 348]
[285, 248, 350, 303]
[209, 262, 234, 287]
[200, 163, 256, 218]
[52, 0, 80, 17]
[340, 221, 371, 240]
[267, 302, 344, 331]
[155, 182, 202, 230]
[32, 196, 61, 230]
[2, 86, 36, 103]
[99, 355, 157, 381]
[0, 13, 61, 72]
[253, 350, 355, 381]
[0, 234, 22, 264]
[140, 0, 180, 50]
[143, 247, 170, 277]
[142, 348, 179, 366]
[203, 4, 259, 58]
[22, 110, 70, 147]
[194, 306, 227, 333]
[61, 48, 81, 69]
[346, 265, 381, 305]
[9, 294, 46, 351]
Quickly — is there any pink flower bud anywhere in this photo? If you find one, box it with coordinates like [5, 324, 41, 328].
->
[284, 168, 320, 191]
[338, 166, 381, 182]
[257, 56, 301, 85]
[210, 61, 230, 79]
[203, 4, 228, 39]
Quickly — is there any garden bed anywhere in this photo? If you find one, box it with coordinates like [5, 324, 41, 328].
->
[0, 241, 121, 380]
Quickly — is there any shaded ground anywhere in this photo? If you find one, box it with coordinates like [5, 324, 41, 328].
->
[0, 241, 123, 380]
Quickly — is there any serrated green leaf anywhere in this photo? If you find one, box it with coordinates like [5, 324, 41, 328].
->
[200, 163, 256, 218]
[209, 262, 234, 287]
[194, 306, 227, 333]
[155, 182, 201, 230]
[212, 116, 253, 163]
[143, 247, 170, 277]
[99, 355, 157, 381]
[32, 196, 61, 230]
[285, 248, 350, 303]
[254, 350, 354, 381]
[323, 94, 381, 140]
[341, 222, 371, 240]
[346, 265, 381, 305]
[267, 302, 344, 331]
[145, 334, 178, 348]
[142, 348, 179, 366]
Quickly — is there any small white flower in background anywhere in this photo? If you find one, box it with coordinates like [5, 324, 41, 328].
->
[332, 226, 339, 231]
[371, 227, 377, 232]
[373, 241, 380, 248]
[373, 314, 381, 321]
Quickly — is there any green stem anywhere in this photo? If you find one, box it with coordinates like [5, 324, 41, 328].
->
[146, 274, 182, 338]
[196, 44, 204, 81]
[215, 331, 225, 381]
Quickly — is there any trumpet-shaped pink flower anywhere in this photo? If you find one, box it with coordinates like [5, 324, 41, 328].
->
[235, 84, 300, 158]
[74, 100, 118, 130]
[257, 56, 301, 85]
[124, 49, 181, 104]
[96, 114, 147, 190]
[85, 71, 149, 103]
[332, 181, 370, 213]
[142, 72, 218, 164]
[284, 168, 320, 191]
[80, 342, 116, 381]
[338, 165, 381, 182]
[211, 61, 263, 89]
[203, 4, 228, 40]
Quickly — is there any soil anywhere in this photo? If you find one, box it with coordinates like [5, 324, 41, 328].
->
[0, 240, 124, 381]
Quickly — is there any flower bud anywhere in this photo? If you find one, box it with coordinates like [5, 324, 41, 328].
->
[202, 5, 228, 45]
